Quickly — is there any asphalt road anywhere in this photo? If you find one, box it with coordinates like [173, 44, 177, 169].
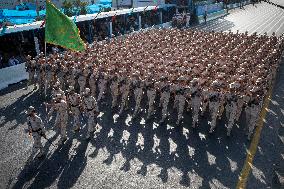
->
[193, 2, 284, 37]
[0, 2, 283, 189]
[268, 0, 284, 7]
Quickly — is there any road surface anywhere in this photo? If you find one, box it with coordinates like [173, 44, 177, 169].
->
[0, 2, 283, 189]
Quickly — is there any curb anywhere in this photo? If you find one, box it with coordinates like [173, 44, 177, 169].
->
[263, 0, 284, 9]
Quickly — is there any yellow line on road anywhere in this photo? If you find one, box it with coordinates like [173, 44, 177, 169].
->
[236, 86, 273, 189]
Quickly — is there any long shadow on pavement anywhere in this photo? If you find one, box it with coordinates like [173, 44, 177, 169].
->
[9, 69, 283, 188]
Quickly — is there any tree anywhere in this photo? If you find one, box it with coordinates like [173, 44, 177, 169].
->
[62, 0, 89, 16]
[73, 0, 88, 15]
[62, 0, 74, 16]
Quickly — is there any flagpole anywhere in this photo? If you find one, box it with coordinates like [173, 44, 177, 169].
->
[44, 41, 47, 99]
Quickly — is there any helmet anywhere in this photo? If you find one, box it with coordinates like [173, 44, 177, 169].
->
[84, 88, 91, 95]
[54, 81, 60, 88]
[55, 93, 63, 100]
[68, 86, 75, 92]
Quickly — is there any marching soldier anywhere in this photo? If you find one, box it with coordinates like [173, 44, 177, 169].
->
[67, 86, 81, 132]
[67, 66, 77, 89]
[133, 80, 144, 118]
[159, 85, 171, 123]
[26, 106, 46, 158]
[89, 70, 98, 98]
[146, 82, 156, 120]
[110, 75, 119, 110]
[61, 65, 69, 90]
[218, 91, 227, 120]
[51, 81, 66, 100]
[225, 94, 238, 136]
[245, 96, 261, 140]
[119, 78, 131, 115]
[174, 89, 186, 125]
[201, 88, 209, 116]
[51, 63, 58, 87]
[236, 94, 250, 121]
[82, 88, 99, 139]
[57, 63, 65, 90]
[208, 90, 220, 133]
[25, 56, 36, 89]
[191, 88, 202, 128]
[47, 93, 68, 145]
[97, 74, 108, 105]
[78, 67, 88, 94]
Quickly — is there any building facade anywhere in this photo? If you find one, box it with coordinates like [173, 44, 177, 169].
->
[0, 0, 94, 9]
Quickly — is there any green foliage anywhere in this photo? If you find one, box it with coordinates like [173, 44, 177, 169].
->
[62, 0, 89, 16]
[62, 0, 73, 16]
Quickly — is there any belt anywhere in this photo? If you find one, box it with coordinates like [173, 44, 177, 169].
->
[71, 104, 79, 107]
[32, 128, 42, 133]
[87, 108, 94, 111]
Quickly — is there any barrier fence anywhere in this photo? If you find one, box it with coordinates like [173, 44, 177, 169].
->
[0, 63, 28, 90]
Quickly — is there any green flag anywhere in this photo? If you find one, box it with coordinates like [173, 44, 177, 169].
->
[45, 0, 85, 51]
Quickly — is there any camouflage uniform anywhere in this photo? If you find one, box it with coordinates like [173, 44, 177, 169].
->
[78, 68, 89, 94]
[48, 94, 68, 144]
[146, 84, 156, 120]
[89, 71, 98, 98]
[191, 89, 202, 128]
[133, 82, 144, 117]
[67, 87, 81, 131]
[159, 86, 171, 123]
[201, 89, 209, 116]
[208, 92, 220, 133]
[225, 95, 238, 136]
[173, 90, 186, 125]
[97, 75, 108, 104]
[26, 106, 46, 158]
[25, 59, 36, 89]
[110, 77, 119, 109]
[119, 79, 131, 115]
[245, 98, 261, 140]
[82, 88, 99, 139]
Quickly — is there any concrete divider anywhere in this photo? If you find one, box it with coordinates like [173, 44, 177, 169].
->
[0, 63, 28, 90]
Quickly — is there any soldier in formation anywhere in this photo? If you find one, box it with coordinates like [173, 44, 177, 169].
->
[25, 28, 283, 141]
[26, 106, 46, 159]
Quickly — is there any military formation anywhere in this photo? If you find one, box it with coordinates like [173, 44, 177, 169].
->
[24, 28, 284, 158]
